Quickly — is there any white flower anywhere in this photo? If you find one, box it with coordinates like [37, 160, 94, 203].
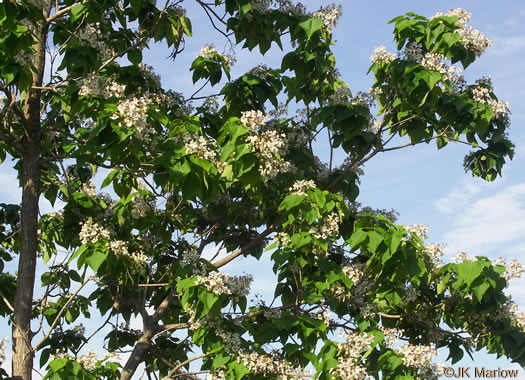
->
[79, 220, 111, 244]
[199, 43, 235, 68]
[370, 46, 396, 64]
[312, 4, 342, 34]
[289, 179, 316, 195]
[397, 343, 437, 371]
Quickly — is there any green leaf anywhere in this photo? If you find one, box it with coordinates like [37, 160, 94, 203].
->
[86, 249, 108, 272]
[457, 261, 483, 287]
[127, 49, 142, 65]
[348, 228, 366, 250]
[279, 194, 305, 211]
[181, 16, 192, 36]
[298, 17, 324, 38]
[70, 3, 88, 22]
[49, 358, 68, 372]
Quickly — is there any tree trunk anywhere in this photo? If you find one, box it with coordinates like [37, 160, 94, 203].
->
[11, 8, 48, 377]
[12, 134, 40, 380]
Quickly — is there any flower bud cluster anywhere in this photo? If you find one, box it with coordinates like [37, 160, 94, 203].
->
[370, 46, 396, 64]
[327, 85, 351, 106]
[77, 22, 114, 59]
[248, 64, 271, 80]
[195, 272, 253, 299]
[289, 179, 316, 196]
[351, 90, 376, 108]
[203, 96, 220, 112]
[403, 41, 423, 62]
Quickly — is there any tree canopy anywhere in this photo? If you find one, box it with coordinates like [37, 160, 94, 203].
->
[0, 1, 524, 379]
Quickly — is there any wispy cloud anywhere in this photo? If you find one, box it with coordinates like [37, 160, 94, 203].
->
[438, 183, 525, 257]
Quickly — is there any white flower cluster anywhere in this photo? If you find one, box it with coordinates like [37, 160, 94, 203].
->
[250, 0, 306, 16]
[342, 262, 365, 284]
[274, 232, 291, 247]
[452, 251, 475, 263]
[77, 22, 114, 59]
[79, 220, 111, 244]
[432, 9, 491, 56]
[470, 86, 510, 121]
[456, 27, 492, 57]
[238, 352, 310, 379]
[432, 8, 471, 28]
[403, 224, 429, 241]
[424, 242, 446, 266]
[182, 133, 217, 161]
[314, 309, 332, 326]
[80, 182, 96, 197]
[105, 240, 147, 264]
[421, 52, 464, 85]
[49, 350, 99, 371]
[246, 129, 294, 180]
[289, 179, 316, 195]
[195, 272, 253, 299]
[493, 258, 524, 281]
[111, 94, 154, 140]
[199, 43, 235, 68]
[330, 330, 374, 379]
[379, 327, 404, 346]
[0, 337, 7, 364]
[309, 212, 339, 241]
[240, 110, 267, 131]
[370, 46, 396, 64]
[397, 343, 437, 370]
[493, 298, 523, 329]
[206, 370, 226, 380]
[312, 4, 342, 34]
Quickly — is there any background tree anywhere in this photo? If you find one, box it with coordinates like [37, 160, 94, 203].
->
[0, 1, 524, 379]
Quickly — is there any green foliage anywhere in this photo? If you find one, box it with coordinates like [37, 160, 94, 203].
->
[0, 2, 522, 379]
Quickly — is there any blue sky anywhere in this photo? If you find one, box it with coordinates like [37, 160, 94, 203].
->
[1, 0, 525, 377]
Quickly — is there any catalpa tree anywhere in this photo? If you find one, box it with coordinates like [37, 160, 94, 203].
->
[0, 0, 523, 379]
